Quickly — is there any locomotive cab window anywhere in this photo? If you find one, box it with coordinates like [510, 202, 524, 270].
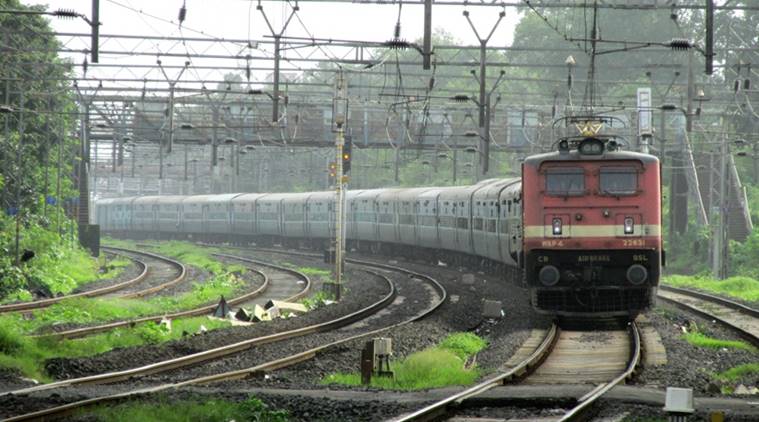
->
[545, 168, 584, 196]
[599, 167, 638, 195]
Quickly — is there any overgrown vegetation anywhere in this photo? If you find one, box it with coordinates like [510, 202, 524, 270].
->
[0, 316, 231, 382]
[86, 395, 289, 422]
[322, 332, 487, 390]
[301, 290, 334, 310]
[663, 274, 759, 303]
[147, 241, 230, 274]
[0, 0, 90, 303]
[0, 214, 116, 302]
[0, 264, 247, 381]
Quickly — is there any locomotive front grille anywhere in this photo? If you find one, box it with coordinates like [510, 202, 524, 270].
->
[534, 287, 653, 314]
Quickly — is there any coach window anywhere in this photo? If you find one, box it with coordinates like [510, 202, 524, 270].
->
[545, 168, 585, 196]
[599, 167, 638, 195]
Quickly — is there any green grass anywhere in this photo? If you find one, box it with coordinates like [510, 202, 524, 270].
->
[682, 332, 757, 353]
[85, 395, 289, 422]
[12, 270, 245, 333]
[104, 239, 245, 275]
[715, 363, 759, 382]
[297, 267, 331, 278]
[0, 267, 248, 381]
[322, 332, 487, 390]
[663, 274, 759, 302]
[96, 256, 131, 280]
[0, 315, 232, 382]
[146, 241, 227, 274]
[439, 332, 488, 360]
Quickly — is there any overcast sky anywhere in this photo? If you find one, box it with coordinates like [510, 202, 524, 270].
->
[20, 0, 523, 87]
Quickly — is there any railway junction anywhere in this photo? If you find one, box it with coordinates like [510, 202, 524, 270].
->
[1, 1, 758, 421]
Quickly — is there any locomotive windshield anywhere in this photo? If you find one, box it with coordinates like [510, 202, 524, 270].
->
[599, 167, 638, 195]
[545, 168, 584, 196]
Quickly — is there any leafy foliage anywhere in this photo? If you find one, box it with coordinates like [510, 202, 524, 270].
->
[0, 0, 90, 303]
[301, 290, 334, 310]
[0, 213, 101, 300]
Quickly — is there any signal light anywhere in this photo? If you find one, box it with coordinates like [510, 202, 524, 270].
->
[342, 138, 352, 174]
[329, 162, 337, 178]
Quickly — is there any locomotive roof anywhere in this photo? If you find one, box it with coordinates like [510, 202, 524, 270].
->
[523, 149, 659, 166]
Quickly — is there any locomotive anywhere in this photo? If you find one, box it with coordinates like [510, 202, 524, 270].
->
[522, 119, 662, 317]
[96, 119, 662, 318]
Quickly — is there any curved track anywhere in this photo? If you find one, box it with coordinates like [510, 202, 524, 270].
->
[33, 266, 268, 340]
[658, 285, 759, 347]
[394, 322, 641, 422]
[0, 246, 187, 314]
[2, 255, 447, 421]
[103, 247, 187, 298]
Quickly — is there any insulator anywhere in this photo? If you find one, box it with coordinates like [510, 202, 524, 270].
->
[394, 23, 401, 39]
[178, 4, 187, 24]
[54, 9, 77, 19]
[452, 95, 470, 103]
[669, 39, 691, 51]
[82, 58, 88, 76]
[428, 77, 435, 90]
[734, 79, 740, 92]
[385, 39, 409, 50]
[744, 78, 751, 90]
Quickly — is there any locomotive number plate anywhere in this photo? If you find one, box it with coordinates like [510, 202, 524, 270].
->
[623, 239, 645, 246]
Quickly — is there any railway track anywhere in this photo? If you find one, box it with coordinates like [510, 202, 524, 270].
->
[102, 247, 187, 298]
[0, 247, 186, 314]
[3, 259, 446, 421]
[33, 252, 310, 340]
[657, 285, 759, 347]
[394, 322, 641, 422]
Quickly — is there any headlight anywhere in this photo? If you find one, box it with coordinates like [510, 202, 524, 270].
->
[624, 217, 634, 234]
[552, 218, 562, 235]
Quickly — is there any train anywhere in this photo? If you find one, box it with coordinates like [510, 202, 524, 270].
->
[96, 122, 663, 319]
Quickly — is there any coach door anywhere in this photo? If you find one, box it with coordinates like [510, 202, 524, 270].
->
[201, 204, 210, 233]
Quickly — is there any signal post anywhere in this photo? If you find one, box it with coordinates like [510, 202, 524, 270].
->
[332, 71, 349, 301]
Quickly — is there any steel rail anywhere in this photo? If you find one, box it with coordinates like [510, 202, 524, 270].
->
[203, 244, 448, 315]
[557, 321, 642, 421]
[657, 289, 759, 348]
[101, 246, 188, 299]
[659, 285, 759, 318]
[393, 324, 559, 422]
[5, 264, 396, 397]
[0, 249, 148, 314]
[33, 267, 269, 340]
[4, 265, 446, 422]
[210, 253, 311, 303]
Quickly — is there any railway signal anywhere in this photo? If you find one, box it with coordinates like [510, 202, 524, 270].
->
[342, 137, 352, 174]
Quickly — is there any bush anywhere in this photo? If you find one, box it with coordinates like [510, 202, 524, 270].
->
[0, 213, 100, 300]
[0, 324, 26, 355]
[731, 228, 759, 279]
